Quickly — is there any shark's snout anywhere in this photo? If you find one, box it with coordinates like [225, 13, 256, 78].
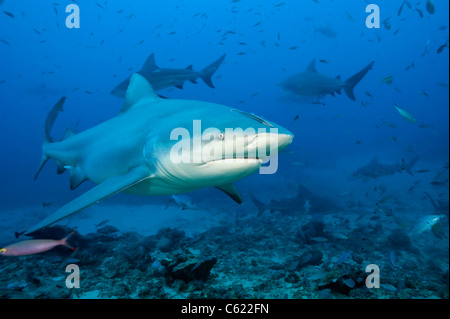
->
[247, 131, 294, 159]
[277, 133, 294, 151]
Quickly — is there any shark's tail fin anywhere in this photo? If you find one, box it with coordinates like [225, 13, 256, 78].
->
[403, 155, 420, 176]
[34, 97, 66, 180]
[250, 193, 268, 216]
[344, 61, 375, 101]
[199, 54, 226, 88]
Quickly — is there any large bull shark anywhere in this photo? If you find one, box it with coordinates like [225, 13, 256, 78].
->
[111, 53, 226, 97]
[280, 59, 375, 102]
[25, 73, 293, 235]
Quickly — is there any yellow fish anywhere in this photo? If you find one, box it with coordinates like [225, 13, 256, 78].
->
[394, 105, 416, 124]
[382, 76, 393, 84]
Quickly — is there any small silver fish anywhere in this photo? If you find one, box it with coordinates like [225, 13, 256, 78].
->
[411, 215, 440, 235]
[304, 199, 311, 214]
[389, 250, 399, 270]
[394, 105, 416, 124]
[95, 219, 109, 228]
[331, 251, 352, 269]
[331, 232, 348, 240]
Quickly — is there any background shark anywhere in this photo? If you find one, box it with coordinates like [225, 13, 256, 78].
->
[353, 156, 420, 180]
[26, 73, 293, 235]
[111, 53, 226, 97]
[280, 59, 374, 102]
[251, 184, 342, 216]
[314, 24, 338, 38]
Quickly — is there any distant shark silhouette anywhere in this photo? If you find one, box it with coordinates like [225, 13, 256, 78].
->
[27, 73, 293, 235]
[280, 59, 374, 101]
[111, 53, 226, 97]
[251, 185, 341, 216]
[314, 24, 338, 38]
[353, 156, 420, 180]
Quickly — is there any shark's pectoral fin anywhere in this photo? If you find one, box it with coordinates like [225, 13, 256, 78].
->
[216, 183, 242, 204]
[25, 166, 153, 235]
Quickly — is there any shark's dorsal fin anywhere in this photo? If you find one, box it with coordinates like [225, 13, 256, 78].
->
[141, 53, 160, 73]
[121, 73, 160, 113]
[306, 59, 317, 73]
[186, 65, 193, 70]
[216, 183, 242, 204]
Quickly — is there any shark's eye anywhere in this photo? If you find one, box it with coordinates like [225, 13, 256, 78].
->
[208, 133, 224, 141]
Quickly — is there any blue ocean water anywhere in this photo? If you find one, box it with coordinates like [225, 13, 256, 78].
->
[0, 1, 448, 300]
